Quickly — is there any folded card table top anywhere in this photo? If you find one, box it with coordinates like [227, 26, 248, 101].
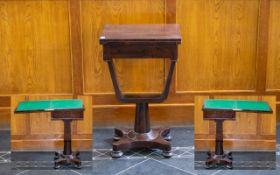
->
[15, 99, 84, 120]
[203, 99, 272, 112]
[16, 99, 83, 112]
[100, 24, 181, 44]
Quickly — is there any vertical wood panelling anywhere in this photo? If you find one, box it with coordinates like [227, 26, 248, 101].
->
[260, 96, 276, 135]
[0, 0, 279, 132]
[69, 0, 84, 96]
[266, 0, 280, 91]
[165, 0, 176, 23]
[93, 105, 194, 128]
[165, 0, 176, 94]
[0, 109, 10, 129]
[11, 96, 28, 136]
[256, 0, 270, 92]
[77, 96, 92, 134]
[176, 0, 259, 92]
[0, 0, 72, 94]
[194, 96, 209, 134]
[81, 0, 166, 94]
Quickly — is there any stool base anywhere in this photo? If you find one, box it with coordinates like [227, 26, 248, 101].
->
[54, 151, 81, 169]
[205, 151, 233, 169]
[111, 128, 172, 158]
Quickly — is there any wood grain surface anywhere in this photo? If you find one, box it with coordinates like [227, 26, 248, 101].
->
[266, 0, 280, 92]
[176, 0, 259, 92]
[0, 0, 72, 94]
[0, 0, 279, 133]
[81, 0, 166, 94]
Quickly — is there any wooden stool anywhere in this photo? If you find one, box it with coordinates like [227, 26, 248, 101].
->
[15, 100, 84, 169]
[99, 24, 181, 158]
[202, 99, 272, 169]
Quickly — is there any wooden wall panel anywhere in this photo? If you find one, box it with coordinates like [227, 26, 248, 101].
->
[11, 95, 92, 151]
[0, 0, 279, 132]
[266, 0, 280, 91]
[176, 0, 259, 92]
[11, 96, 28, 136]
[0, 109, 10, 129]
[77, 96, 92, 134]
[260, 96, 276, 135]
[194, 96, 209, 134]
[93, 104, 194, 128]
[0, 0, 72, 94]
[0, 96, 10, 129]
[195, 96, 276, 151]
[81, 0, 166, 94]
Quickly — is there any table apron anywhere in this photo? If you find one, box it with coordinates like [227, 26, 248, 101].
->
[203, 110, 236, 120]
[103, 44, 178, 60]
[51, 109, 84, 120]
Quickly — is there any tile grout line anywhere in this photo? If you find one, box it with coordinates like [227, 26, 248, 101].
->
[93, 150, 112, 159]
[0, 152, 9, 158]
[177, 150, 194, 157]
[151, 158, 197, 175]
[210, 170, 222, 175]
[125, 150, 144, 159]
[71, 169, 83, 175]
[93, 149, 143, 160]
[15, 170, 29, 175]
[0, 151, 10, 154]
[114, 159, 150, 175]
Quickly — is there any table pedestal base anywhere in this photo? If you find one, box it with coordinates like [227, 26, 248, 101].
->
[54, 151, 81, 169]
[53, 119, 81, 169]
[206, 151, 233, 169]
[111, 128, 172, 158]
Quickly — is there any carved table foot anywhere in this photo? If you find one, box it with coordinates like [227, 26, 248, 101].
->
[54, 151, 81, 169]
[205, 151, 233, 169]
[111, 128, 172, 158]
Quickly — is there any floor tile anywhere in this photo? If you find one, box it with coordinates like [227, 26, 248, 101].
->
[92, 158, 146, 175]
[117, 159, 193, 175]
[0, 130, 10, 151]
[0, 125, 279, 175]
[93, 128, 114, 149]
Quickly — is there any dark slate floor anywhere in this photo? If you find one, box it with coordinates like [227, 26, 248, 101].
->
[0, 125, 279, 175]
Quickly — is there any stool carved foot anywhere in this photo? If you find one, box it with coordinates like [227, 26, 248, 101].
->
[205, 151, 233, 169]
[54, 151, 81, 169]
[111, 128, 172, 158]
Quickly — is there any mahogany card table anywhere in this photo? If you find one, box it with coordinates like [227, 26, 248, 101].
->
[203, 99, 272, 169]
[100, 24, 181, 158]
[15, 99, 84, 169]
